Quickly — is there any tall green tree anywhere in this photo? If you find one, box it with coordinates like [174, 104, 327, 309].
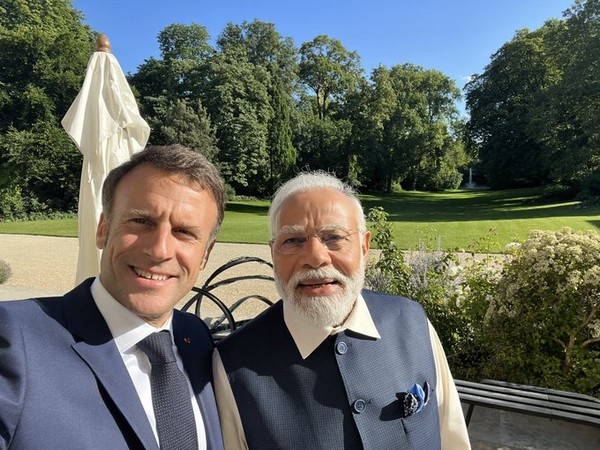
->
[465, 24, 562, 188]
[299, 35, 362, 120]
[216, 20, 298, 193]
[528, 0, 600, 189]
[368, 64, 464, 192]
[150, 98, 218, 161]
[205, 47, 272, 195]
[0, 0, 92, 217]
[294, 35, 362, 179]
[129, 23, 214, 124]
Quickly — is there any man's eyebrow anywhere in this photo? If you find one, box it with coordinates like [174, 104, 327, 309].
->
[317, 224, 348, 232]
[277, 224, 306, 234]
[126, 209, 152, 218]
[277, 224, 348, 234]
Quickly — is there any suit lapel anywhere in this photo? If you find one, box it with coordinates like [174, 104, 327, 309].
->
[174, 312, 224, 450]
[63, 281, 159, 450]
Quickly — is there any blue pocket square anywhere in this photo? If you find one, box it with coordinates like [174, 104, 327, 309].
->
[396, 382, 430, 418]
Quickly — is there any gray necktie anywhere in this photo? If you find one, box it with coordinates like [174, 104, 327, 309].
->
[138, 331, 199, 450]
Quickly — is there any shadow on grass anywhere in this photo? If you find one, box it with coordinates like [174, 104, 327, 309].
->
[225, 202, 270, 215]
[360, 188, 600, 226]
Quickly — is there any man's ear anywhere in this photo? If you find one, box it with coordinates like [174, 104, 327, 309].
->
[361, 231, 371, 258]
[269, 239, 275, 259]
[96, 213, 107, 249]
[200, 240, 216, 270]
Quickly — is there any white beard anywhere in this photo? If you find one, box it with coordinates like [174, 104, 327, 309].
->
[275, 260, 365, 328]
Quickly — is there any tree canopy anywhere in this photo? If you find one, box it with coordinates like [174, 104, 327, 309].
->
[1, 0, 597, 218]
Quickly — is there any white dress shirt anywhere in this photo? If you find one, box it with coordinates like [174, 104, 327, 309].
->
[91, 277, 207, 449]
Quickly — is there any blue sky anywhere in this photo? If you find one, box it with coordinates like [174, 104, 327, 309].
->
[73, 0, 574, 94]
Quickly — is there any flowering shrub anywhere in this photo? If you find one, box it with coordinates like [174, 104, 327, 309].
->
[366, 209, 599, 396]
[484, 228, 600, 395]
[365, 207, 499, 376]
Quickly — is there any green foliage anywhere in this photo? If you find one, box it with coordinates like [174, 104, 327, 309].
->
[0, 0, 93, 132]
[0, 0, 91, 217]
[0, 259, 11, 284]
[365, 207, 410, 294]
[467, 1, 600, 193]
[364, 64, 465, 192]
[577, 170, 600, 206]
[0, 121, 81, 215]
[299, 34, 362, 120]
[0, 185, 26, 220]
[206, 50, 272, 195]
[484, 228, 600, 395]
[3, 2, 600, 219]
[365, 207, 470, 365]
[267, 76, 296, 194]
[149, 98, 219, 161]
[465, 25, 557, 188]
[365, 207, 600, 395]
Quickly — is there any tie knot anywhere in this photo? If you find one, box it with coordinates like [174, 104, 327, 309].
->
[138, 330, 177, 364]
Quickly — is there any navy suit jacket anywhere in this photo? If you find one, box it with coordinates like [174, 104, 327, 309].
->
[0, 279, 224, 450]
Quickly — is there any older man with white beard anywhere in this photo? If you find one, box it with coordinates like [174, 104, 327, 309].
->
[213, 171, 470, 450]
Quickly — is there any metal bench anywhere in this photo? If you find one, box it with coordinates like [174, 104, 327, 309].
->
[455, 378, 600, 429]
[181, 256, 276, 340]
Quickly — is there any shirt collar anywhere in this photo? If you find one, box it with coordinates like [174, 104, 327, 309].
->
[91, 277, 174, 354]
[283, 292, 381, 359]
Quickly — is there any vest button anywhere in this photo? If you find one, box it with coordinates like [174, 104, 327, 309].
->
[336, 341, 348, 355]
[352, 399, 366, 413]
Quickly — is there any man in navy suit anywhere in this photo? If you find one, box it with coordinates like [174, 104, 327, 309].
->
[0, 145, 225, 450]
[214, 171, 470, 449]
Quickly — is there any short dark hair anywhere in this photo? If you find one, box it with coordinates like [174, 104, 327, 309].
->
[102, 144, 226, 240]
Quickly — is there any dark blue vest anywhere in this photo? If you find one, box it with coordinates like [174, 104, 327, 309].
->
[218, 290, 441, 450]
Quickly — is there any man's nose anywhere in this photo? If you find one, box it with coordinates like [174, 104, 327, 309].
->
[144, 225, 174, 261]
[301, 234, 332, 268]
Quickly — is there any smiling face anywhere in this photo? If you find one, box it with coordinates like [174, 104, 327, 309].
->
[96, 163, 218, 327]
[271, 188, 371, 327]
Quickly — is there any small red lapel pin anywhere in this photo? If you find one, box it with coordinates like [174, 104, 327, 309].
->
[184, 337, 191, 344]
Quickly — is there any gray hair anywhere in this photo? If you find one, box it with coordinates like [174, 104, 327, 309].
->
[102, 144, 226, 240]
[268, 171, 366, 237]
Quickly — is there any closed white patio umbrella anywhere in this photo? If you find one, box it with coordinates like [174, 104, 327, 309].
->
[62, 34, 150, 285]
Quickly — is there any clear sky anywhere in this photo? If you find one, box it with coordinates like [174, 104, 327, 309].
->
[72, 0, 574, 93]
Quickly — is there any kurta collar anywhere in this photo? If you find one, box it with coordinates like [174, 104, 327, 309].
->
[283, 292, 381, 359]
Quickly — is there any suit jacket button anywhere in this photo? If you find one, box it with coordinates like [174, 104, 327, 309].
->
[336, 341, 348, 354]
[352, 399, 366, 413]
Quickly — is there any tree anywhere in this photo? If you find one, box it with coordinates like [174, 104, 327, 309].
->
[151, 98, 218, 161]
[367, 64, 464, 192]
[216, 20, 298, 193]
[465, 25, 562, 188]
[0, 0, 93, 216]
[205, 49, 272, 195]
[528, 1, 600, 189]
[268, 77, 296, 191]
[0, 0, 93, 130]
[129, 23, 214, 121]
[299, 35, 362, 120]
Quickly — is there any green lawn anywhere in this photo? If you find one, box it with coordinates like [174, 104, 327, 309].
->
[1, 188, 598, 252]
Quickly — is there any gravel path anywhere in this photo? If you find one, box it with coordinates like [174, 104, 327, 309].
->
[0, 234, 278, 317]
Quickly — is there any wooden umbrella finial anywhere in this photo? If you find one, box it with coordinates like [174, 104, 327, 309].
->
[96, 34, 111, 52]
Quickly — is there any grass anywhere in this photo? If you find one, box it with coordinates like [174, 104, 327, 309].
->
[0, 187, 598, 252]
